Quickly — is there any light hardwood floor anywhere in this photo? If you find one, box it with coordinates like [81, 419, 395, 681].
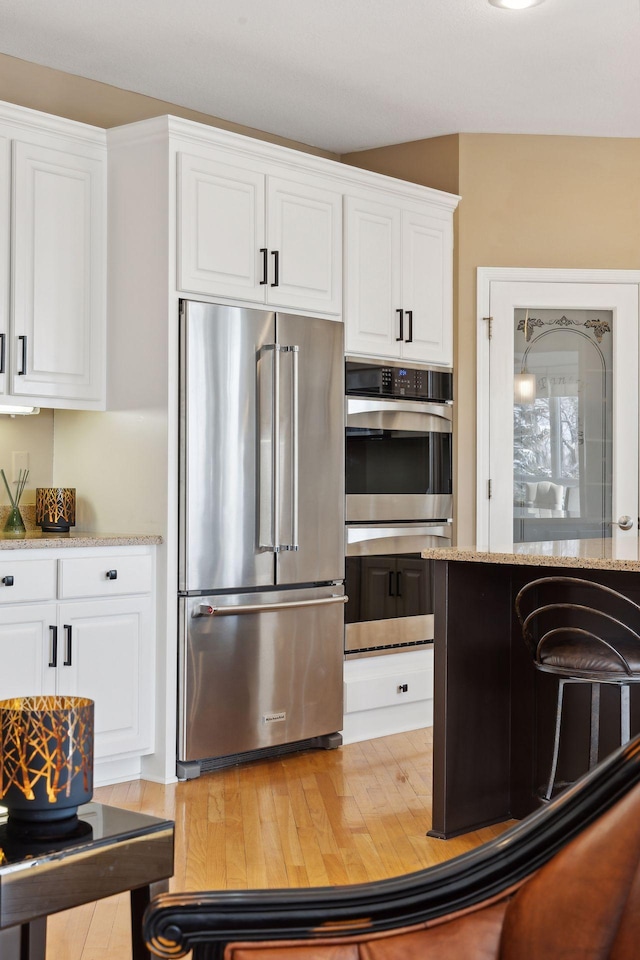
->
[46, 728, 512, 959]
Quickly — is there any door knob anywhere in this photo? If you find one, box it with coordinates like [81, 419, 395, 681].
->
[613, 515, 634, 531]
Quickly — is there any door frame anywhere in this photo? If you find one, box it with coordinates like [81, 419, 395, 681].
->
[476, 267, 640, 549]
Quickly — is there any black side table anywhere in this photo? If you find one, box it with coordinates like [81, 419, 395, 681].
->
[0, 801, 174, 959]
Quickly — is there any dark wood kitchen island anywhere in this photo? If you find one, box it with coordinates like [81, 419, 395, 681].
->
[424, 539, 640, 838]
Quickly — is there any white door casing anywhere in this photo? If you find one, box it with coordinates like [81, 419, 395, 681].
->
[477, 268, 640, 551]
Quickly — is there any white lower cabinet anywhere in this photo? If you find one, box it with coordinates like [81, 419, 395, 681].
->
[0, 603, 57, 700]
[56, 596, 153, 759]
[0, 547, 155, 782]
[341, 648, 434, 744]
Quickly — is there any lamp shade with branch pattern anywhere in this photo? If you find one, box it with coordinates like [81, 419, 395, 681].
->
[35, 487, 76, 532]
[0, 696, 93, 830]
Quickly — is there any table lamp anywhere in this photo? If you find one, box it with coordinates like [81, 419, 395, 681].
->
[36, 487, 76, 532]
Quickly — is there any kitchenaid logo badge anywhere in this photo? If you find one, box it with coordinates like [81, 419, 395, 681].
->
[263, 711, 286, 724]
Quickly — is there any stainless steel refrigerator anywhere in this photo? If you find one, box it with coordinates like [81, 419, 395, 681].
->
[177, 300, 345, 779]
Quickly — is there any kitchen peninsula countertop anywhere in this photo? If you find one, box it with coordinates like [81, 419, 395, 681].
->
[0, 531, 162, 550]
[421, 538, 640, 573]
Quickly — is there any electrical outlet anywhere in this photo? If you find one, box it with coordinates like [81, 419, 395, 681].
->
[11, 452, 29, 482]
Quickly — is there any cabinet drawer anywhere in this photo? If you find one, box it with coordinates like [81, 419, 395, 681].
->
[58, 554, 153, 599]
[344, 665, 431, 714]
[0, 559, 57, 604]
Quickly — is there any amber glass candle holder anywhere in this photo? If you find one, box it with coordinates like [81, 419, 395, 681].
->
[36, 487, 76, 533]
[0, 695, 94, 834]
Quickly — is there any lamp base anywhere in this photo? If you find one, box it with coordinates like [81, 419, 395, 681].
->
[3, 815, 92, 845]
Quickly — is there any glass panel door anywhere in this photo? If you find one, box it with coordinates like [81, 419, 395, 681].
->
[482, 276, 639, 552]
[513, 308, 613, 542]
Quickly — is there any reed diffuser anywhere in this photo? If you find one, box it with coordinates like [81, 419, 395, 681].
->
[1, 468, 29, 536]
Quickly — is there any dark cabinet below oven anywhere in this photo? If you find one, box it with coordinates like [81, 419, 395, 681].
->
[348, 556, 432, 623]
[345, 554, 435, 657]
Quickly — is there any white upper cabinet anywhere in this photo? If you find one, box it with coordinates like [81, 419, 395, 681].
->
[0, 103, 106, 410]
[178, 152, 342, 315]
[344, 193, 454, 367]
[0, 137, 9, 399]
[178, 154, 265, 302]
[11, 141, 105, 404]
[266, 176, 341, 314]
[400, 208, 452, 366]
[344, 196, 402, 357]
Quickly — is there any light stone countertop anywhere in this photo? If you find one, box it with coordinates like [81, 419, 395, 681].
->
[421, 538, 640, 573]
[0, 531, 162, 550]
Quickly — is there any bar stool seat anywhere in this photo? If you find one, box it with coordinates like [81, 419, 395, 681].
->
[539, 640, 640, 675]
[515, 575, 640, 801]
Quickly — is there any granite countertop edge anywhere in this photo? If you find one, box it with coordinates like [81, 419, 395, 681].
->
[0, 533, 163, 550]
[421, 541, 640, 573]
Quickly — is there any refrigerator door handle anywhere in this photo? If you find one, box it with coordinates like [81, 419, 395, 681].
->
[196, 594, 348, 616]
[258, 343, 285, 553]
[284, 344, 300, 552]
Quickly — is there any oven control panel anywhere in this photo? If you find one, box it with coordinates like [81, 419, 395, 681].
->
[346, 361, 453, 402]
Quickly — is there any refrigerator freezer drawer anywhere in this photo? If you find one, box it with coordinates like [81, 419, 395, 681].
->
[178, 586, 345, 763]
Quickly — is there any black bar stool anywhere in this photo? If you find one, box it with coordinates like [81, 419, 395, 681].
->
[515, 575, 640, 800]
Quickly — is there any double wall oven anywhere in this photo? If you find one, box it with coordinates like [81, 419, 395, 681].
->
[344, 359, 453, 658]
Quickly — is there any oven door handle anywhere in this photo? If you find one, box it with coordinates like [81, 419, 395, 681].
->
[346, 397, 452, 420]
[346, 523, 452, 547]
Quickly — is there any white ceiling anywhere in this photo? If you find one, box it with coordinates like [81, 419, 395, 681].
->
[1, 0, 640, 154]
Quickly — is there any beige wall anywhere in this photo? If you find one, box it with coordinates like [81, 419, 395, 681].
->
[341, 135, 460, 196]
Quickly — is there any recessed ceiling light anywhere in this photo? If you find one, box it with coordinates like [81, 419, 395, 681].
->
[488, 0, 546, 9]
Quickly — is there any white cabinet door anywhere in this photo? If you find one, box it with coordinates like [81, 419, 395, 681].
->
[401, 210, 453, 366]
[267, 177, 342, 314]
[11, 140, 105, 404]
[344, 196, 401, 357]
[178, 153, 266, 302]
[0, 603, 57, 701]
[0, 136, 8, 399]
[56, 596, 154, 760]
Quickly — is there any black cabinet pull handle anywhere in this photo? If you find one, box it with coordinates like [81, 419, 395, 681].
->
[0, 333, 5, 374]
[396, 309, 404, 342]
[270, 250, 279, 287]
[405, 310, 413, 344]
[49, 625, 58, 668]
[1, 575, 14, 586]
[388, 571, 395, 596]
[18, 335, 27, 375]
[396, 570, 403, 597]
[106, 569, 118, 580]
[259, 247, 268, 285]
[63, 624, 72, 666]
